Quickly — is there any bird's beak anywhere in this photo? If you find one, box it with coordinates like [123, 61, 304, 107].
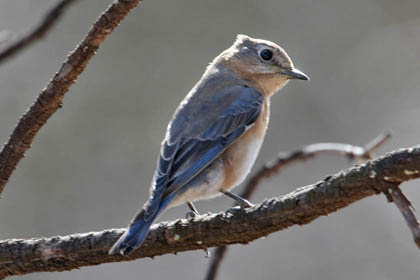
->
[283, 68, 310, 81]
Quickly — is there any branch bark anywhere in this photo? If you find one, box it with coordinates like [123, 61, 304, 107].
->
[205, 133, 391, 280]
[1, 145, 419, 278]
[388, 186, 420, 248]
[0, 0, 142, 197]
[0, 0, 79, 64]
[243, 132, 391, 200]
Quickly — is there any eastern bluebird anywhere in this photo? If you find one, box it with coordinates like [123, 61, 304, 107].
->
[109, 34, 309, 255]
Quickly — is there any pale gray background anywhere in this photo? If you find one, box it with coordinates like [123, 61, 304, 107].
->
[1, 0, 420, 279]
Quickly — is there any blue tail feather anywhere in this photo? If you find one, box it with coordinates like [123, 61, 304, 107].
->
[109, 193, 177, 255]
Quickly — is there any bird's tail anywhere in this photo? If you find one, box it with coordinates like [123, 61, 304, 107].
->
[109, 208, 154, 255]
[109, 193, 176, 255]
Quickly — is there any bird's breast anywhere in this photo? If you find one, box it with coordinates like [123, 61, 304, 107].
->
[221, 99, 270, 190]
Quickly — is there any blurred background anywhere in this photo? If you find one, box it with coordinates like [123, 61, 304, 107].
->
[1, 0, 420, 279]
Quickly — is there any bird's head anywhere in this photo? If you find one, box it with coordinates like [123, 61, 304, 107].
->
[218, 34, 309, 95]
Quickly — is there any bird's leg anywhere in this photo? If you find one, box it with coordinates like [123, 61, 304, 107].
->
[185, 201, 200, 218]
[221, 190, 254, 208]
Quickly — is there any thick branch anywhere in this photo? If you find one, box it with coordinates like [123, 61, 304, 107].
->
[0, 0, 141, 196]
[206, 132, 391, 280]
[242, 132, 391, 200]
[1, 146, 419, 278]
[0, 0, 79, 64]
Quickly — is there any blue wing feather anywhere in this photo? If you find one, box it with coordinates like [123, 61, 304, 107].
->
[110, 84, 264, 255]
[144, 85, 263, 220]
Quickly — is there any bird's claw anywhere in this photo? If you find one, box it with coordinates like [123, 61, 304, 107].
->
[240, 201, 255, 208]
[185, 211, 198, 219]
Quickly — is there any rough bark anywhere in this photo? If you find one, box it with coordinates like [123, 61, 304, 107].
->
[0, 146, 419, 278]
[0, 0, 142, 197]
[205, 133, 391, 280]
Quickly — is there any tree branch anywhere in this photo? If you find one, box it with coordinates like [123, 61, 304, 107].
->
[0, 0, 142, 197]
[1, 145, 419, 278]
[242, 132, 391, 200]
[0, 0, 79, 64]
[206, 132, 391, 280]
[388, 186, 420, 248]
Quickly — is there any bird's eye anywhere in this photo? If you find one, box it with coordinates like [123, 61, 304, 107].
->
[259, 49, 273, 61]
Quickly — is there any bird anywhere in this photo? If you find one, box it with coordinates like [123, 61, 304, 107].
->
[109, 34, 309, 255]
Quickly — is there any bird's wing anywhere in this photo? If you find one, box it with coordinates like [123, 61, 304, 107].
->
[144, 85, 264, 220]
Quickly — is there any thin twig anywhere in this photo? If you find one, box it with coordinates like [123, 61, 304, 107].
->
[388, 186, 420, 248]
[0, 0, 79, 64]
[243, 132, 391, 200]
[205, 246, 227, 280]
[363, 132, 392, 157]
[0, 0, 142, 197]
[1, 145, 419, 278]
[205, 132, 391, 280]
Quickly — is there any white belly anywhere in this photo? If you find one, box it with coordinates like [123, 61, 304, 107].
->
[169, 136, 263, 207]
[224, 138, 264, 190]
[169, 159, 225, 207]
[169, 100, 269, 207]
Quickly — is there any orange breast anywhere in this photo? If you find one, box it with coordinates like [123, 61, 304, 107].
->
[220, 98, 270, 190]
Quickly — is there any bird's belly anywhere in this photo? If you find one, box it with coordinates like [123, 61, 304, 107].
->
[220, 99, 269, 190]
[170, 101, 269, 207]
[169, 135, 264, 207]
[169, 159, 225, 207]
[220, 133, 264, 191]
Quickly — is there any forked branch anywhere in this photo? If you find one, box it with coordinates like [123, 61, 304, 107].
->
[0, 145, 419, 278]
[0, 0, 142, 197]
[0, 0, 79, 64]
[205, 132, 391, 280]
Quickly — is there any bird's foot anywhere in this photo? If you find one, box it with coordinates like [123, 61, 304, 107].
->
[239, 200, 255, 208]
[185, 201, 200, 218]
[221, 190, 254, 208]
[185, 211, 198, 219]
